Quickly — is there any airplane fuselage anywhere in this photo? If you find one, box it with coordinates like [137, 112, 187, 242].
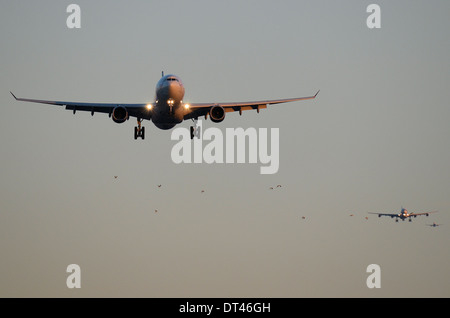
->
[152, 74, 186, 130]
[398, 208, 410, 219]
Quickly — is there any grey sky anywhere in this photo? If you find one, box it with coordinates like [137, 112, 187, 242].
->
[1, 0, 449, 297]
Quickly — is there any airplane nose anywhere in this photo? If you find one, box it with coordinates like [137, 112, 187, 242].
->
[168, 82, 184, 100]
[157, 77, 185, 102]
[159, 82, 176, 97]
[167, 82, 179, 96]
[168, 81, 179, 91]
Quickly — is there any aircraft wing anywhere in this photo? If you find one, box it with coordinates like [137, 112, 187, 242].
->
[410, 211, 438, 216]
[184, 91, 320, 120]
[10, 92, 151, 120]
[368, 212, 399, 218]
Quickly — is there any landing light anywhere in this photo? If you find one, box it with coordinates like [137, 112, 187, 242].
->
[146, 104, 153, 110]
[184, 104, 190, 109]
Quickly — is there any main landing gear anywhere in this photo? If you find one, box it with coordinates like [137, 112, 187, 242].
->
[190, 119, 201, 139]
[134, 118, 145, 140]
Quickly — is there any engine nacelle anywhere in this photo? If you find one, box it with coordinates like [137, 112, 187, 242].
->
[112, 106, 128, 123]
[209, 105, 225, 123]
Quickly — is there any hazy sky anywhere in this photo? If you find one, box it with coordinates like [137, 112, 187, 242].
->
[1, 0, 449, 297]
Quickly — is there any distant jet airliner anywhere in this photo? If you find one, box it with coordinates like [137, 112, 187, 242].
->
[11, 72, 319, 140]
[426, 222, 442, 227]
[369, 207, 438, 222]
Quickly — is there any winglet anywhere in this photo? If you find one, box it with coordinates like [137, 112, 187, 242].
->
[314, 90, 320, 98]
[10, 91, 18, 100]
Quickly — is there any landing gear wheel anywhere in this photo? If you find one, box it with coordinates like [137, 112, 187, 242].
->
[190, 119, 201, 139]
[134, 118, 145, 140]
[195, 126, 201, 138]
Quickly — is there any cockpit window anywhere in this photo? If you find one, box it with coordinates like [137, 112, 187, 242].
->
[167, 77, 178, 82]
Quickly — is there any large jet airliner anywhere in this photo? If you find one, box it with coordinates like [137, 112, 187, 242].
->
[11, 72, 319, 140]
[369, 207, 438, 222]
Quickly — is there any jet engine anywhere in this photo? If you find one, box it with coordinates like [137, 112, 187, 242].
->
[112, 106, 128, 123]
[209, 105, 225, 123]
